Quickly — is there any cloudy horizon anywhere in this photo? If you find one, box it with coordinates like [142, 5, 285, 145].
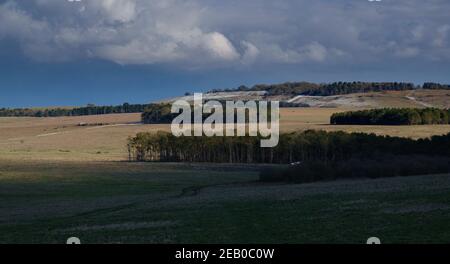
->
[1, 0, 450, 107]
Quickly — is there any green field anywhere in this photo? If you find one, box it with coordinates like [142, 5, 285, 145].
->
[1, 160, 449, 244]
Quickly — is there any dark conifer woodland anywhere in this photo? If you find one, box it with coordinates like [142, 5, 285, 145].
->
[128, 130, 450, 163]
[331, 108, 450, 125]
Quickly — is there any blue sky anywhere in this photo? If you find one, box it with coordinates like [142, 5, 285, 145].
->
[1, 0, 450, 108]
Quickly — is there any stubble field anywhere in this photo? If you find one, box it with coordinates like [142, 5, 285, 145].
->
[1, 108, 450, 161]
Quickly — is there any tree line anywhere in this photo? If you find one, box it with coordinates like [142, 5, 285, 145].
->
[0, 103, 149, 117]
[331, 108, 450, 125]
[128, 130, 450, 183]
[423, 82, 450, 90]
[141, 101, 274, 124]
[127, 130, 450, 163]
[210, 81, 450, 96]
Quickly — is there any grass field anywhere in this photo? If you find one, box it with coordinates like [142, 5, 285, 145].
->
[1, 108, 450, 161]
[1, 107, 450, 244]
[0, 160, 449, 244]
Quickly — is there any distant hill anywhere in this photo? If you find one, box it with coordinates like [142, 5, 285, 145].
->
[209, 81, 450, 96]
[2, 81, 450, 118]
[286, 90, 450, 109]
[163, 89, 450, 110]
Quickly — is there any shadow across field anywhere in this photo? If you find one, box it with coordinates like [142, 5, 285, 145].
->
[0, 160, 449, 244]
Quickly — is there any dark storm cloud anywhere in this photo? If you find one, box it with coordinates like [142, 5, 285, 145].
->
[0, 0, 449, 68]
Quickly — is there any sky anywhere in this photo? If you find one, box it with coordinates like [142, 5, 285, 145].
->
[1, 0, 450, 108]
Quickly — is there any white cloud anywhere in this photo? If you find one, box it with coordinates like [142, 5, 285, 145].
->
[241, 41, 260, 65]
[202, 32, 239, 61]
[0, 2, 50, 41]
[99, 0, 136, 23]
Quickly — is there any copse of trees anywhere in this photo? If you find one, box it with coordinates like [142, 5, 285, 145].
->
[141, 103, 175, 124]
[423, 82, 450, 90]
[0, 103, 150, 117]
[330, 108, 450, 125]
[141, 101, 274, 124]
[127, 130, 450, 163]
[251, 82, 321, 95]
[305, 82, 416, 96]
[128, 130, 450, 183]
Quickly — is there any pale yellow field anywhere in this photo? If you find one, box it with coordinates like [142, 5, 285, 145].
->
[1, 109, 450, 161]
[280, 108, 450, 138]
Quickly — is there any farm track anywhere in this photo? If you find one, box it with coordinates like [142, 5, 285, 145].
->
[35, 123, 143, 138]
